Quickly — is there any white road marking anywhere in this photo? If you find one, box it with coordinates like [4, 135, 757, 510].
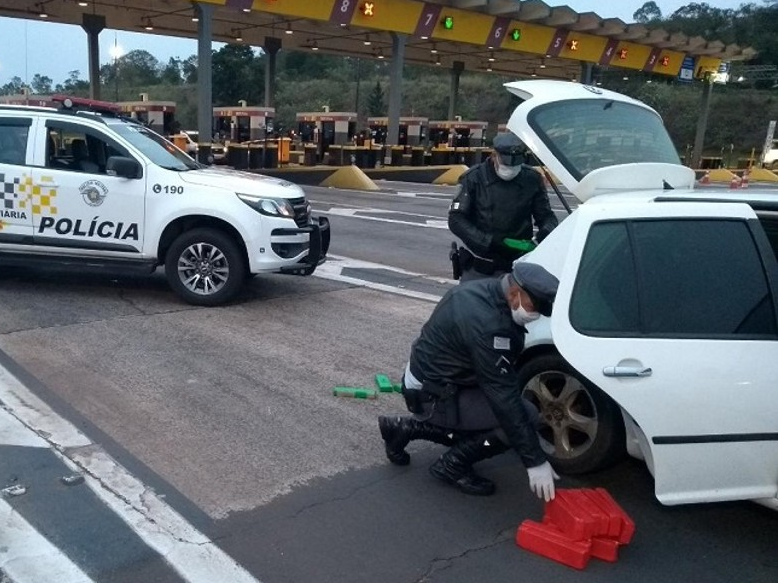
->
[316, 207, 449, 229]
[0, 367, 261, 583]
[0, 497, 93, 583]
[314, 254, 452, 303]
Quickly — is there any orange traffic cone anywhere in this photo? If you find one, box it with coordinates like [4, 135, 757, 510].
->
[741, 169, 750, 189]
[729, 175, 741, 189]
[699, 171, 710, 185]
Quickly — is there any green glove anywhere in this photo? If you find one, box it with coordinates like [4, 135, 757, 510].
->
[502, 238, 536, 252]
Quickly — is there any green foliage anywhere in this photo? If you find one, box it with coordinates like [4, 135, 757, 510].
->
[367, 81, 385, 116]
[212, 44, 264, 105]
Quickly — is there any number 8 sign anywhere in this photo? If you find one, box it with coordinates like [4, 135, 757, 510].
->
[330, 0, 357, 25]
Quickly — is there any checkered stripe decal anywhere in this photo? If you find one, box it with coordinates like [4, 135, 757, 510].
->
[15, 174, 58, 216]
[0, 172, 22, 210]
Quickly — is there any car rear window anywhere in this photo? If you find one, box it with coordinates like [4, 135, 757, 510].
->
[571, 218, 778, 338]
[758, 214, 778, 262]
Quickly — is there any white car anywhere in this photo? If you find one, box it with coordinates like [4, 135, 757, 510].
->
[0, 96, 329, 305]
[504, 80, 778, 509]
[764, 139, 778, 170]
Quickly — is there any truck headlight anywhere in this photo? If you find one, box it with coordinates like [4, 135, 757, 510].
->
[237, 193, 295, 218]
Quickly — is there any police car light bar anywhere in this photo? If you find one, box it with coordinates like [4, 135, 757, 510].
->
[51, 94, 122, 114]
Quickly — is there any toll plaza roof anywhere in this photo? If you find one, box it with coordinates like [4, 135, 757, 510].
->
[0, 0, 755, 81]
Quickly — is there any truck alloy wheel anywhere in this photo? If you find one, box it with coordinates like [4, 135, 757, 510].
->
[165, 228, 245, 306]
[517, 352, 625, 474]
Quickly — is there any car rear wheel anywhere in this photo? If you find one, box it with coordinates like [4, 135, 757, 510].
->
[165, 228, 245, 306]
[518, 352, 626, 474]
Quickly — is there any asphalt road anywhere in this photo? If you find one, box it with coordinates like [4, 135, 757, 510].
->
[0, 180, 775, 582]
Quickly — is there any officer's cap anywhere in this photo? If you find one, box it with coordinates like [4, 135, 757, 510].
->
[492, 132, 527, 166]
[511, 261, 559, 317]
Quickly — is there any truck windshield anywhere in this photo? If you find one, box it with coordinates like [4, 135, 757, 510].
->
[109, 122, 200, 171]
[528, 99, 681, 179]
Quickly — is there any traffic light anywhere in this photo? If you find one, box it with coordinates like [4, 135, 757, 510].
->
[442, 15, 454, 30]
[510, 29, 522, 42]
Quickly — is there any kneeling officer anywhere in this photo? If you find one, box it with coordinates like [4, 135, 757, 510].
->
[378, 261, 560, 501]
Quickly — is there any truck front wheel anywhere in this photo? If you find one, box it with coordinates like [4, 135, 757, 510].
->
[165, 228, 245, 306]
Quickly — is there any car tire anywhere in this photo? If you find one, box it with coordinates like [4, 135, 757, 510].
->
[165, 228, 245, 306]
[518, 352, 626, 474]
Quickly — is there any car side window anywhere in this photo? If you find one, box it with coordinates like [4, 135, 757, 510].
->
[46, 122, 130, 175]
[757, 214, 778, 262]
[571, 219, 777, 338]
[0, 118, 31, 166]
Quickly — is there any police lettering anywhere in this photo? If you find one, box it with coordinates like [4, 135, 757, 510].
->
[0, 210, 27, 219]
[38, 216, 139, 240]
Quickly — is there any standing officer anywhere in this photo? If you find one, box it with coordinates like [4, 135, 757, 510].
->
[378, 261, 560, 501]
[449, 132, 558, 281]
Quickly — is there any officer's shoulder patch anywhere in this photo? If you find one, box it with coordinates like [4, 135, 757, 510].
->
[450, 201, 461, 210]
[493, 336, 510, 350]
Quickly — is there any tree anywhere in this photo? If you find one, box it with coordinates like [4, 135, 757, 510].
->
[634, 1, 662, 23]
[212, 44, 264, 105]
[160, 57, 183, 85]
[55, 70, 89, 96]
[367, 81, 385, 116]
[0, 76, 25, 95]
[181, 56, 198, 84]
[31, 74, 53, 94]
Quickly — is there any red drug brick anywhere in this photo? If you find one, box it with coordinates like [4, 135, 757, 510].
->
[594, 488, 636, 545]
[590, 536, 620, 562]
[516, 520, 592, 570]
[558, 489, 610, 538]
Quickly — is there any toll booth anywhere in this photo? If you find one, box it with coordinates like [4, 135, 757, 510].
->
[428, 120, 488, 148]
[296, 112, 357, 160]
[213, 106, 275, 142]
[367, 117, 428, 146]
[118, 97, 176, 135]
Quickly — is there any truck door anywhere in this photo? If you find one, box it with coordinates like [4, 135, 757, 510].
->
[0, 115, 34, 243]
[550, 202, 778, 505]
[31, 120, 145, 255]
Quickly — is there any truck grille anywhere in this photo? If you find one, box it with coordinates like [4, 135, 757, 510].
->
[290, 197, 311, 228]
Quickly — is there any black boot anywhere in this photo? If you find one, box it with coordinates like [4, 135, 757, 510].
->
[428, 434, 509, 496]
[378, 416, 455, 466]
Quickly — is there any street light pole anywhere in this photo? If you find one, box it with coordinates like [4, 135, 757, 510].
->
[109, 34, 123, 102]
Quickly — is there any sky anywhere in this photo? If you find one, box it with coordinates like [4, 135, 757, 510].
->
[0, 0, 750, 87]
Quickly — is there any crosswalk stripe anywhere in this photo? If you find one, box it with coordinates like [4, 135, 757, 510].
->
[1, 498, 93, 583]
[0, 364, 261, 583]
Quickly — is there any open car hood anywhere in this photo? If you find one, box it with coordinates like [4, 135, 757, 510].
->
[503, 80, 696, 202]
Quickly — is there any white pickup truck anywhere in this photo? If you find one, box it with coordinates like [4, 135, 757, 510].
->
[503, 80, 778, 509]
[763, 138, 778, 170]
[0, 96, 329, 306]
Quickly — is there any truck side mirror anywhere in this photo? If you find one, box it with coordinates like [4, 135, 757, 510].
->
[106, 156, 142, 179]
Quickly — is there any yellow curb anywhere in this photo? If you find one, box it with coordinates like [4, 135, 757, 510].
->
[706, 168, 738, 183]
[319, 165, 379, 191]
[433, 165, 469, 185]
[747, 167, 778, 182]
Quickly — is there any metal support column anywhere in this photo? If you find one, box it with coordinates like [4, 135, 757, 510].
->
[385, 33, 406, 163]
[448, 61, 464, 120]
[580, 61, 593, 85]
[81, 14, 105, 100]
[691, 77, 713, 170]
[195, 2, 214, 164]
[264, 37, 281, 108]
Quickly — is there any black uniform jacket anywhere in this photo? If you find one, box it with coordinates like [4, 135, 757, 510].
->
[448, 160, 558, 269]
[409, 278, 547, 468]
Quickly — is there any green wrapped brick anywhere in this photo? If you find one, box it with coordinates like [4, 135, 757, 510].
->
[333, 387, 378, 399]
[393, 383, 403, 393]
[374, 374, 395, 392]
[503, 238, 537, 252]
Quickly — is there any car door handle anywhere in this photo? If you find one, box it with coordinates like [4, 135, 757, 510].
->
[602, 366, 653, 378]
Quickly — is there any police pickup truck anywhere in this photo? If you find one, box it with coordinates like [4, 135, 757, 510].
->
[0, 96, 329, 306]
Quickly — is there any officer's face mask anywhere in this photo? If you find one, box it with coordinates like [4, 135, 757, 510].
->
[494, 151, 523, 181]
[511, 296, 541, 326]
